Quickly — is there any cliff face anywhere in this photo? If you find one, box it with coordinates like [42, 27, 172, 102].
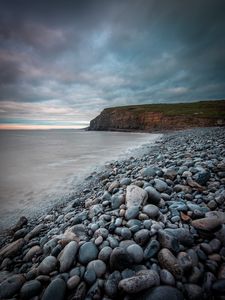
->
[89, 101, 225, 132]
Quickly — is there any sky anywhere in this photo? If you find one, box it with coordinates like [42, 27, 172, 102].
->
[0, 0, 225, 129]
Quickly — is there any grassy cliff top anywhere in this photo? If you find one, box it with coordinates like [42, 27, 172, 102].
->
[104, 100, 225, 118]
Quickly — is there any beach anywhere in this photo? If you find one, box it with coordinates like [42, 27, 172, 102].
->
[0, 127, 225, 299]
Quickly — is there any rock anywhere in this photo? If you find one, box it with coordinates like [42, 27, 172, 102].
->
[143, 204, 159, 219]
[184, 283, 202, 300]
[59, 241, 78, 272]
[67, 275, 80, 290]
[87, 260, 106, 277]
[144, 240, 160, 259]
[160, 269, 175, 286]
[192, 217, 223, 232]
[78, 242, 98, 265]
[108, 180, 120, 192]
[142, 166, 156, 177]
[164, 228, 194, 246]
[104, 271, 121, 298]
[118, 270, 160, 293]
[212, 279, 225, 294]
[89, 204, 103, 218]
[121, 227, 132, 239]
[111, 194, 124, 209]
[126, 244, 144, 263]
[120, 178, 131, 186]
[125, 206, 139, 220]
[84, 268, 96, 285]
[98, 246, 112, 262]
[0, 274, 26, 299]
[158, 248, 183, 280]
[164, 167, 177, 180]
[38, 256, 57, 275]
[11, 216, 28, 232]
[68, 224, 89, 241]
[145, 186, 161, 205]
[154, 179, 168, 192]
[126, 185, 148, 207]
[0, 238, 25, 258]
[134, 229, 149, 246]
[194, 170, 211, 185]
[139, 286, 184, 300]
[42, 278, 66, 300]
[23, 245, 42, 261]
[72, 282, 87, 300]
[158, 230, 180, 253]
[177, 252, 193, 273]
[110, 247, 133, 271]
[24, 224, 46, 241]
[20, 279, 42, 299]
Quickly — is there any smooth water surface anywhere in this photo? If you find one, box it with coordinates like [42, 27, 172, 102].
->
[0, 130, 161, 230]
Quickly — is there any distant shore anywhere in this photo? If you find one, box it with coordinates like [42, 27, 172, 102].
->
[0, 127, 225, 300]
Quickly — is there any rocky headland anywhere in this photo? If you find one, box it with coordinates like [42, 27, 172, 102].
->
[0, 127, 225, 300]
[89, 100, 225, 131]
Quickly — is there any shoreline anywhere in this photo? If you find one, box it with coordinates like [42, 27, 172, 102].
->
[0, 127, 224, 299]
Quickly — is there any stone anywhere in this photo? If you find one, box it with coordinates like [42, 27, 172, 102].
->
[59, 241, 78, 272]
[11, 216, 28, 232]
[134, 229, 149, 246]
[98, 246, 112, 262]
[72, 282, 87, 300]
[118, 270, 160, 293]
[110, 247, 133, 271]
[195, 171, 211, 185]
[158, 230, 180, 253]
[142, 166, 156, 177]
[164, 228, 194, 247]
[0, 238, 25, 258]
[111, 194, 124, 209]
[120, 178, 131, 186]
[87, 260, 107, 277]
[160, 269, 176, 286]
[126, 185, 148, 207]
[104, 271, 121, 298]
[177, 252, 193, 273]
[144, 239, 160, 259]
[145, 186, 161, 204]
[38, 256, 57, 275]
[68, 224, 89, 241]
[89, 204, 103, 218]
[126, 244, 144, 263]
[158, 248, 183, 280]
[23, 245, 42, 261]
[154, 179, 168, 192]
[143, 204, 159, 219]
[121, 227, 132, 239]
[0, 274, 26, 299]
[78, 242, 98, 265]
[20, 279, 42, 299]
[212, 279, 225, 294]
[42, 278, 66, 300]
[192, 217, 223, 232]
[67, 275, 80, 290]
[164, 167, 177, 180]
[84, 268, 96, 285]
[184, 284, 202, 300]
[108, 180, 120, 192]
[139, 286, 184, 300]
[24, 224, 47, 241]
[125, 206, 139, 220]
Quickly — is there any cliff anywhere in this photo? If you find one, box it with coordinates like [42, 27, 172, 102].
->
[89, 100, 225, 132]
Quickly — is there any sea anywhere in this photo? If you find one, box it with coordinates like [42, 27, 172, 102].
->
[0, 130, 161, 231]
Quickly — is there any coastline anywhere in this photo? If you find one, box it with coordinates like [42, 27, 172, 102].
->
[0, 127, 224, 300]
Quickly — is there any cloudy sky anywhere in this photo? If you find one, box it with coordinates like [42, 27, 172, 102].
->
[0, 0, 225, 129]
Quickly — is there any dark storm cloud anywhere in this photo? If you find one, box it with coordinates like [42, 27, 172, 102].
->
[0, 0, 225, 126]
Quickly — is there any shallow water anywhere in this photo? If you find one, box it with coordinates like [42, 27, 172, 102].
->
[0, 130, 161, 230]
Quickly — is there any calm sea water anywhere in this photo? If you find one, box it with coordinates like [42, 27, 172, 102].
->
[0, 130, 161, 231]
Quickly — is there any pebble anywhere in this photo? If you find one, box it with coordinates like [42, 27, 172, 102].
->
[145, 186, 161, 204]
[126, 185, 148, 207]
[78, 242, 98, 265]
[0, 274, 26, 299]
[158, 248, 183, 279]
[126, 244, 144, 263]
[125, 206, 140, 220]
[110, 247, 133, 271]
[38, 256, 57, 275]
[20, 279, 42, 299]
[59, 241, 78, 272]
[42, 278, 66, 300]
[143, 204, 159, 219]
[160, 269, 176, 286]
[139, 286, 184, 300]
[23, 245, 42, 262]
[134, 229, 149, 246]
[87, 259, 107, 277]
[0, 238, 25, 258]
[144, 239, 160, 259]
[118, 269, 160, 293]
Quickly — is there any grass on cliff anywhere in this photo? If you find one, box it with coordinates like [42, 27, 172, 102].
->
[105, 100, 225, 118]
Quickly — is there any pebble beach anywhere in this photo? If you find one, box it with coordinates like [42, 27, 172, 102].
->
[0, 127, 225, 300]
